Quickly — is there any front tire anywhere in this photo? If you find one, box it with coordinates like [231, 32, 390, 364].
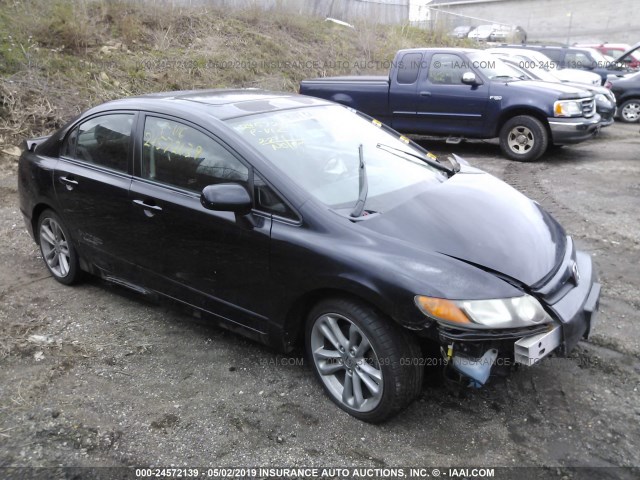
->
[305, 297, 423, 423]
[37, 209, 81, 285]
[499, 115, 548, 162]
[619, 99, 640, 123]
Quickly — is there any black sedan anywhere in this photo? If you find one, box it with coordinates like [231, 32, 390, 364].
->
[606, 71, 640, 123]
[18, 90, 601, 422]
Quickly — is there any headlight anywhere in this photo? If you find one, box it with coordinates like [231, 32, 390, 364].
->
[554, 100, 583, 117]
[414, 294, 553, 329]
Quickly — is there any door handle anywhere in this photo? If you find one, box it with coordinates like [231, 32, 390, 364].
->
[133, 199, 163, 212]
[59, 176, 78, 185]
[59, 176, 78, 190]
[419, 91, 432, 97]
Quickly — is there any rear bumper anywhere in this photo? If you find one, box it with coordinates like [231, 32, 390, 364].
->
[547, 115, 601, 144]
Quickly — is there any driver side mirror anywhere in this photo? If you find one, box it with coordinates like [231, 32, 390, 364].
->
[461, 72, 481, 85]
[200, 183, 252, 216]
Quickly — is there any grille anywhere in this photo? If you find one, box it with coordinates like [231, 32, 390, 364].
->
[581, 98, 596, 118]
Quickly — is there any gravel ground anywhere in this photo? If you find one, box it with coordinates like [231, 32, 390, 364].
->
[0, 122, 639, 478]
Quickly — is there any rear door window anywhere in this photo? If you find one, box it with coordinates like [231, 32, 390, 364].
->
[62, 114, 134, 173]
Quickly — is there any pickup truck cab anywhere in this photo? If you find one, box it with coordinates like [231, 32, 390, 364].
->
[300, 48, 600, 161]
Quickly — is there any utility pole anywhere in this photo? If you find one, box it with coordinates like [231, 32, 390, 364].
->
[566, 11, 573, 45]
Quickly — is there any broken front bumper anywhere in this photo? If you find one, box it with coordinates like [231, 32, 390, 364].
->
[438, 247, 601, 371]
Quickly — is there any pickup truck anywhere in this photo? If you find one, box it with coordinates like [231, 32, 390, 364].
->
[300, 48, 601, 161]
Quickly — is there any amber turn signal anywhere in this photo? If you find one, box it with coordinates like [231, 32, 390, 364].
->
[414, 295, 470, 324]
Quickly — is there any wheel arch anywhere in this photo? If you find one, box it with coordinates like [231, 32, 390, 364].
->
[329, 93, 355, 107]
[31, 203, 55, 242]
[618, 94, 640, 104]
[495, 108, 551, 138]
[278, 286, 393, 353]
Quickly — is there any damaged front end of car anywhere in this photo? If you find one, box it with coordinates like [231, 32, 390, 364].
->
[415, 237, 601, 387]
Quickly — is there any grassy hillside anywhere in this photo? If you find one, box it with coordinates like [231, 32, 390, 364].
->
[0, 0, 468, 151]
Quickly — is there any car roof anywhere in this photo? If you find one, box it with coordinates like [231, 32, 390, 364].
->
[91, 89, 332, 121]
[576, 43, 630, 49]
[400, 47, 478, 54]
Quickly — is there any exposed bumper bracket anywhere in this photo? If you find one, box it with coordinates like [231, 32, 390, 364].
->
[514, 325, 562, 366]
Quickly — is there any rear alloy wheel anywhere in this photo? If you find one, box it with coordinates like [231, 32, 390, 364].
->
[37, 210, 81, 285]
[306, 298, 423, 423]
[499, 115, 548, 162]
[619, 99, 640, 123]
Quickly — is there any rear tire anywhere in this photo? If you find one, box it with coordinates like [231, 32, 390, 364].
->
[37, 209, 81, 285]
[619, 99, 640, 123]
[499, 115, 548, 162]
[305, 297, 423, 423]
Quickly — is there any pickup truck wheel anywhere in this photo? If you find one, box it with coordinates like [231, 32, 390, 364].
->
[499, 115, 548, 162]
[619, 99, 640, 123]
[306, 297, 423, 423]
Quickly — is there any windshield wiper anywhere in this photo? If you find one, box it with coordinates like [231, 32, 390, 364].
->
[350, 144, 368, 218]
[376, 143, 454, 176]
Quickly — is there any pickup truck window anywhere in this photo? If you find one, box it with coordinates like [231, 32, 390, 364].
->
[397, 52, 423, 84]
[427, 53, 466, 85]
[540, 49, 563, 63]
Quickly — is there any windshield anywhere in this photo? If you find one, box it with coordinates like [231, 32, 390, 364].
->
[510, 55, 560, 82]
[467, 52, 524, 80]
[226, 106, 445, 211]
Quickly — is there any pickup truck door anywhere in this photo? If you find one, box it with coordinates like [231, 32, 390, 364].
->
[388, 51, 424, 133]
[414, 53, 490, 136]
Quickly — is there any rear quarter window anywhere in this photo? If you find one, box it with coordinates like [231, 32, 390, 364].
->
[396, 52, 423, 85]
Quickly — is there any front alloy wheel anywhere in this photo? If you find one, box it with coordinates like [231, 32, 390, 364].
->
[619, 99, 640, 123]
[310, 312, 384, 412]
[306, 298, 423, 423]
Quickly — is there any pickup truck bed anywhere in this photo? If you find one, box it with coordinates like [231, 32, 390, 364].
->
[301, 76, 390, 122]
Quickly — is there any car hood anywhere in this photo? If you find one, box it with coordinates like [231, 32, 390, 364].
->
[503, 80, 592, 99]
[615, 41, 640, 63]
[360, 169, 566, 288]
[562, 82, 610, 95]
[553, 69, 601, 85]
